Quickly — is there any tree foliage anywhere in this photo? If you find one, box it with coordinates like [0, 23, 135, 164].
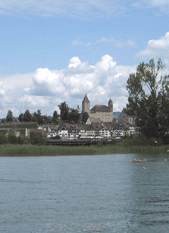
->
[82, 112, 89, 123]
[6, 110, 13, 122]
[32, 110, 43, 125]
[58, 102, 69, 121]
[8, 132, 18, 144]
[125, 58, 169, 139]
[52, 110, 58, 124]
[69, 109, 80, 123]
[29, 131, 46, 145]
[23, 109, 32, 122]
[18, 113, 24, 122]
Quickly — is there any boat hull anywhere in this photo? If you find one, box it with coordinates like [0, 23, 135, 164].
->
[132, 159, 147, 163]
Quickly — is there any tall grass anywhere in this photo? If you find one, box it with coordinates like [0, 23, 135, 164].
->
[0, 144, 168, 156]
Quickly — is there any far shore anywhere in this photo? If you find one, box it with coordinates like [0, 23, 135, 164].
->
[0, 144, 169, 156]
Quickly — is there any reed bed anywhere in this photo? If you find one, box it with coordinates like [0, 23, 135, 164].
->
[0, 144, 169, 156]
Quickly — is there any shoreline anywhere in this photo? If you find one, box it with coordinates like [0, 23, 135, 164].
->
[0, 144, 169, 156]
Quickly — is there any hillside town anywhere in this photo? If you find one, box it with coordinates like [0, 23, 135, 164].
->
[4, 94, 136, 141]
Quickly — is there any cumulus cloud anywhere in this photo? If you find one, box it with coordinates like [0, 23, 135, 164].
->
[0, 55, 136, 117]
[29, 68, 65, 96]
[136, 32, 169, 58]
[24, 54, 135, 112]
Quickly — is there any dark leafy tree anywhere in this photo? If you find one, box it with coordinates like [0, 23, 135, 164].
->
[58, 102, 69, 121]
[0, 132, 9, 144]
[6, 110, 13, 122]
[23, 109, 32, 122]
[43, 115, 52, 124]
[18, 113, 24, 122]
[125, 58, 169, 139]
[29, 131, 46, 145]
[8, 132, 18, 144]
[82, 112, 89, 123]
[69, 108, 80, 123]
[32, 110, 43, 125]
[52, 110, 58, 124]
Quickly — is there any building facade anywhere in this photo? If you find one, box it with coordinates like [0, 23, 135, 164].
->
[82, 95, 113, 123]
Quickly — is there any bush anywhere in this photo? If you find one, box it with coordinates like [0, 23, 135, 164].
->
[8, 132, 18, 144]
[123, 134, 162, 147]
[17, 136, 30, 144]
[0, 133, 9, 144]
[161, 134, 169, 144]
[29, 131, 46, 145]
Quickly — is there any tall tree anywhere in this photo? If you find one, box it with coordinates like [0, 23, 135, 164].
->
[69, 108, 80, 123]
[125, 58, 169, 139]
[23, 109, 32, 122]
[82, 112, 89, 123]
[18, 113, 24, 122]
[58, 102, 69, 121]
[52, 110, 58, 124]
[32, 110, 43, 124]
[6, 110, 13, 122]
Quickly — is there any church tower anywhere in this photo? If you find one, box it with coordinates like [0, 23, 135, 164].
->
[82, 94, 90, 114]
[108, 99, 113, 112]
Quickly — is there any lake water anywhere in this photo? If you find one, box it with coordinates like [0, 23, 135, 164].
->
[0, 154, 169, 233]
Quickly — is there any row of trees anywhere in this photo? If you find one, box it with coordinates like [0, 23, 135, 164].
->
[6, 109, 54, 125]
[5, 102, 85, 125]
[0, 131, 45, 145]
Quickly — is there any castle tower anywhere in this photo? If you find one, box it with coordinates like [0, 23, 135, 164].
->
[108, 99, 113, 112]
[82, 94, 90, 114]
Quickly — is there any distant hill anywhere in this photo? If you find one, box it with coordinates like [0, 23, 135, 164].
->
[113, 112, 121, 119]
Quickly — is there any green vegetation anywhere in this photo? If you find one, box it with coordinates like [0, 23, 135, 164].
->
[6, 110, 13, 122]
[58, 101, 80, 123]
[29, 131, 46, 145]
[126, 58, 169, 140]
[0, 123, 38, 129]
[0, 134, 169, 156]
[0, 143, 168, 156]
[0, 132, 167, 156]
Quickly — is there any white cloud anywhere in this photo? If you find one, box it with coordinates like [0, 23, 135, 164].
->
[136, 32, 169, 58]
[72, 39, 92, 47]
[98, 37, 137, 48]
[0, 55, 136, 117]
[30, 68, 65, 96]
[19, 95, 49, 107]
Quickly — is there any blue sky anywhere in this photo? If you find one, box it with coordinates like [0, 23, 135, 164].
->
[0, 0, 169, 118]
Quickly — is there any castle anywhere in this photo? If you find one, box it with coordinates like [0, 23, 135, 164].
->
[82, 95, 113, 123]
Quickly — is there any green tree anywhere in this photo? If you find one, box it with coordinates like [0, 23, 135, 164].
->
[69, 108, 80, 123]
[82, 112, 89, 123]
[0, 132, 9, 144]
[23, 109, 32, 122]
[29, 131, 46, 145]
[18, 113, 24, 122]
[8, 132, 18, 144]
[32, 110, 43, 125]
[52, 110, 58, 124]
[58, 102, 69, 121]
[125, 58, 169, 139]
[6, 110, 13, 122]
